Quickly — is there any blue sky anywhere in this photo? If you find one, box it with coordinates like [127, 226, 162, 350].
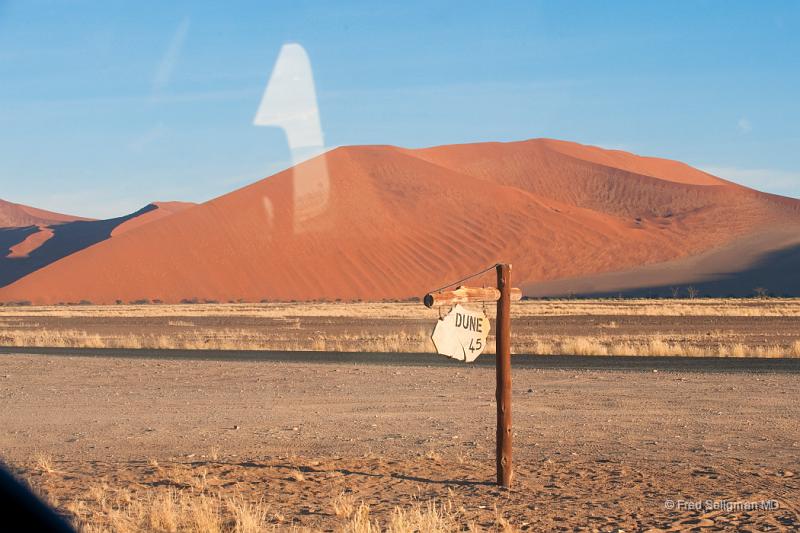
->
[1, 1, 799, 218]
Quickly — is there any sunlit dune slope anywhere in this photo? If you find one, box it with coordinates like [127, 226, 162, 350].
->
[111, 202, 196, 237]
[1, 139, 799, 303]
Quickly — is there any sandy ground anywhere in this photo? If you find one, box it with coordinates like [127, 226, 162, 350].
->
[1, 353, 798, 531]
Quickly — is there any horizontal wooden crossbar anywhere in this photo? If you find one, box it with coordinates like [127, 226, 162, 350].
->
[423, 285, 522, 308]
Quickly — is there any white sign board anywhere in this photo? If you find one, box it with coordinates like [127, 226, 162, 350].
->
[431, 304, 491, 362]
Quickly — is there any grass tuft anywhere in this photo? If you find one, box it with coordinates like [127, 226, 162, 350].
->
[33, 452, 55, 474]
[332, 491, 356, 518]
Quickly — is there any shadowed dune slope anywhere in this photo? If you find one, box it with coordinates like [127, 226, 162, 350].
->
[0, 199, 90, 228]
[1, 139, 799, 303]
[523, 228, 800, 298]
[0, 202, 195, 290]
[7, 226, 55, 258]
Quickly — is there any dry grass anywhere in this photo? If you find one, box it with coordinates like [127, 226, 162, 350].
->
[338, 502, 377, 533]
[0, 327, 435, 353]
[64, 484, 273, 533]
[287, 469, 305, 482]
[520, 335, 799, 358]
[387, 500, 466, 533]
[332, 491, 356, 519]
[18, 450, 496, 532]
[0, 302, 435, 319]
[21, 451, 491, 532]
[2, 300, 798, 357]
[493, 507, 518, 533]
[53, 480, 488, 532]
[33, 451, 55, 474]
[424, 449, 443, 462]
[2, 298, 800, 320]
[227, 496, 269, 533]
[167, 320, 196, 327]
[337, 499, 474, 533]
[209, 446, 221, 462]
[1, 326, 798, 358]
[511, 299, 800, 318]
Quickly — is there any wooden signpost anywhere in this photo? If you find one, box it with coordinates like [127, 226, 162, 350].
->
[424, 263, 521, 488]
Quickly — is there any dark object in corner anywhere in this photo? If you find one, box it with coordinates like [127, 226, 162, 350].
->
[0, 463, 75, 532]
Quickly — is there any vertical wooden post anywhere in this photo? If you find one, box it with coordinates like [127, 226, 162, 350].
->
[495, 263, 512, 488]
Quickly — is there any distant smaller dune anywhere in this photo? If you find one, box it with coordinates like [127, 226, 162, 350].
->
[0, 199, 90, 228]
[0, 201, 196, 289]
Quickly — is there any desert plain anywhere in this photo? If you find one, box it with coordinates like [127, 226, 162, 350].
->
[3, 5, 800, 529]
[0, 300, 799, 532]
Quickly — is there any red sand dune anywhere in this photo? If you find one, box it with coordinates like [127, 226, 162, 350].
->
[1, 139, 799, 304]
[0, 199, 89, 228]
[537, 139, 729, 186]
[111, 202, 196, 237]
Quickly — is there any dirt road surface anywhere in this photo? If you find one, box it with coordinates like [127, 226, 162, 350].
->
[1, 352, 798, 531]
